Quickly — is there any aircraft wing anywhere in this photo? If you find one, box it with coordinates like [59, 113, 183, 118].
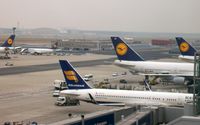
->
[88, 93, 125, 106]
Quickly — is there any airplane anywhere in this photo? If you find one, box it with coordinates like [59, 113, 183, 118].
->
[111, 37, 194, 85]
[19, 41, 61, 55]
[176, 37, 196, 62]
[20, 46, 61, 55]
[0, 34, 16, 53]
[21, 48, 55, 55]
[59, 60, 193, 107]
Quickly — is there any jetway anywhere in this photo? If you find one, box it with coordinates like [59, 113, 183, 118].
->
[48, 104, 198, 125]
[193, 52, 200, 115]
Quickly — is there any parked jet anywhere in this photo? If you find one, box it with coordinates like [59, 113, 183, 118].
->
[0, 34, 16, 53]
[59, 60, 193, 106]
[20, 42, 60, 55]
[20, 47, 61, 55]
[111, 37, 194, 85]
[22, 48, 55, 55]
[176, 37, 196, 62]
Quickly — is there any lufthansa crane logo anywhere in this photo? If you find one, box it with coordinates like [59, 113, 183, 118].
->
[64, 70, 78, 83]
[180, 42, 189, 52]
[116, 43, 128, 56]
[7, 39, 13, 45]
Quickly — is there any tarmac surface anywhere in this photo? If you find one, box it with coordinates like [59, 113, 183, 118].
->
[0, 54, 127, 124]
[0, 87, 114, 124]
[0, 57, 115, 76]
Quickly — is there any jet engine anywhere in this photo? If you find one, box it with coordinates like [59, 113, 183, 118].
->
[172, 77, 186, 84]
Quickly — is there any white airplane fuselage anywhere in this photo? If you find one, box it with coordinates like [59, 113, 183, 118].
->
[0, 47, 14, 53]
[0, 47, 6, 52]
[114, 60, 193, 75]
[61, 89, 193, 106]
[28, 48, 54, 54]
[0, 46, 21, 53]
[178, 55, 194, 62]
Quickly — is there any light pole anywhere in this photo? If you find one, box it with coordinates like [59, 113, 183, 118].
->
[13, 27, 16, 35]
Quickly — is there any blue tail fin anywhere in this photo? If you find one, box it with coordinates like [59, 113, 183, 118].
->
[111, 37, 144, 61]
[1, 35, 15, 47]
[176, 37, 196, 56]
[59, 60, 91, 89]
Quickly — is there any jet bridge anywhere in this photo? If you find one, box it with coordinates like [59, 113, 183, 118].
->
[193, 52, 200, 115]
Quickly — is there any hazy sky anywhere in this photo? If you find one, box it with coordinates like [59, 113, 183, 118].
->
[0, 0, 200, 33]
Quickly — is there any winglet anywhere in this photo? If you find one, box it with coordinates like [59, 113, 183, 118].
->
[59, 60, 91, 89]
[1, 35, 15, 47]
[176, 37, 196, 56]
[111, 37, 144, 61]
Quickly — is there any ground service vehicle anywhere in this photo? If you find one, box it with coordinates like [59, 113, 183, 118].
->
[55, 96, 80, 106]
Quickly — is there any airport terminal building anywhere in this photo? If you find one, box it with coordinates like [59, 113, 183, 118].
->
[51, 38, 142, 51]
